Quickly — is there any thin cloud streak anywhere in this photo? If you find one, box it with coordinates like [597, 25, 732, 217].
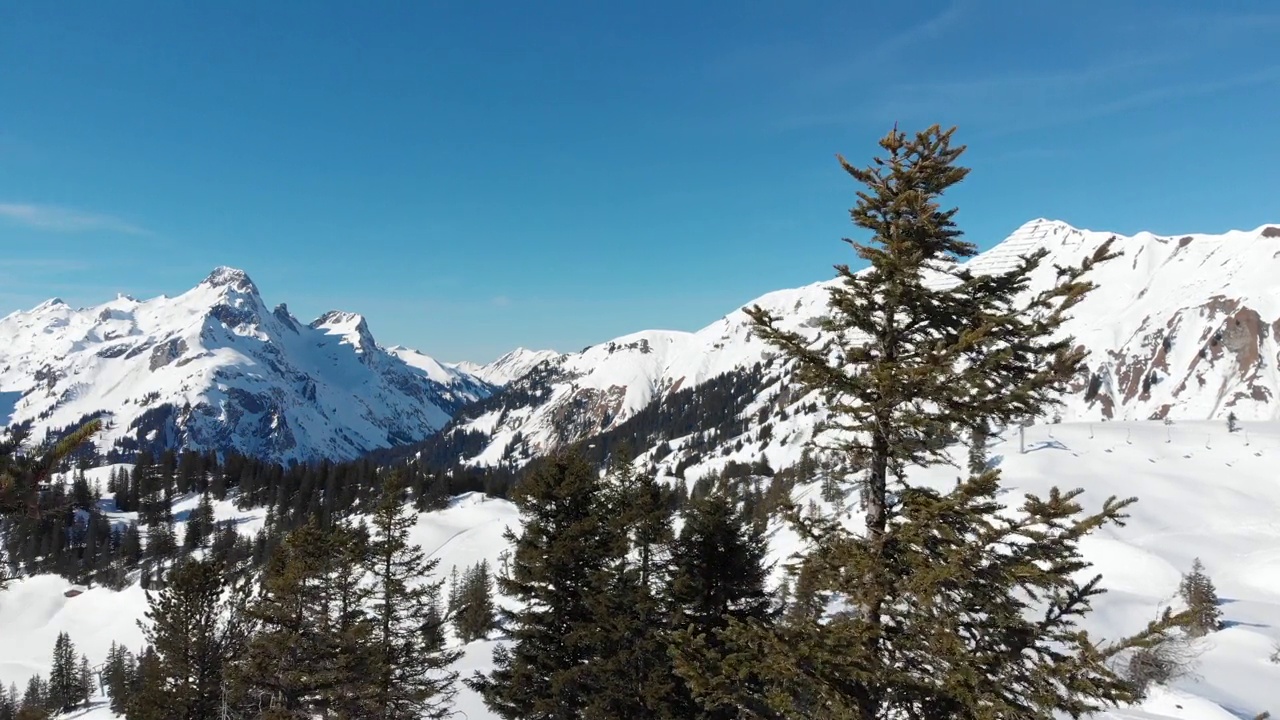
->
[0, 202, 150, 235]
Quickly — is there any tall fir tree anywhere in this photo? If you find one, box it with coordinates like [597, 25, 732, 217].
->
[669, 481, 774, 720]
[76, 654, 93, 708]
[582, 456, 677, 719]
[47, 632, 79, 713]
[466, 451, 616, 719]
[132, 556, 251, 719]
[17, 675, 47, 720]
[681, 124, 1190, 719]
[230, 519, 373, 718]
[452, 560, 497, 643]
[366, 473, 460, 720]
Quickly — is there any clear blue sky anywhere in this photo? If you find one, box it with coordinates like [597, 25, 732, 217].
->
[2, 1, 1277, 362]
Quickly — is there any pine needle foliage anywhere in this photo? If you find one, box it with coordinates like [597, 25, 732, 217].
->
[367, 472, 460, 720]
[680, 124, 1191, 719]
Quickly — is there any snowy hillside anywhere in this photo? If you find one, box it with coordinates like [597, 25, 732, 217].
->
[2, 422, 1278, 718]
[0, 267, 494, 463]
[430, 347, 562, 387]
[440, 219, 1280, 471]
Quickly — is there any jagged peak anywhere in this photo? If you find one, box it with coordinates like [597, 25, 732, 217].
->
[202, 266, 259, 295]
[311, 310, 370, 331]
[311, 310, 376, 351]
[32, 297, 67, 311]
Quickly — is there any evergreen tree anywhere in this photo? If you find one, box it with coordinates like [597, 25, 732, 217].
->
[183, 493, 216, 549]
[76, 654, 93, 707]
[582, 457, 676, 719]
[127, 647, 169, 720]
[669, 482, 774, 720]
[47, 632, 79, 712]
[1179, 557, 1223, 637]
[0, 684, 16, 720]
[681, 124, 1190, 719]
[132, 556, 251, 719]
[18, 675, 46, 718]
[1228, 411, 1240, 433]
[230, 519, 372, 718]
[466, 451, 616, 719]
[366, 473, 460, 719]
[452, 560, 497, 643]
[102, 642, 134, 715]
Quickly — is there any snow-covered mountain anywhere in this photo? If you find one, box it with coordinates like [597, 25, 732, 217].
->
[0, 267, 494, 463]
[437, 219, 1280, 471]
[443, 347, 563, 387]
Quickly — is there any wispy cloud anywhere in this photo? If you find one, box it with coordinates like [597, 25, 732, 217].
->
[0, 202, 150, 235]
[490, 295, 511, 307]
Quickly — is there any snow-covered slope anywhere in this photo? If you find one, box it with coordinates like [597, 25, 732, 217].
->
[2, 422, 1277, 719]
[443, 219, 1280, 469]
[0, 268, 494, 463]
[446, 347, 563, 387]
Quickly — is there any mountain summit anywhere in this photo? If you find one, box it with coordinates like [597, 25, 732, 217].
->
[0, 267, 493, 462]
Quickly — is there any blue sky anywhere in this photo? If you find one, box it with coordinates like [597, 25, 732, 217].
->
[2, 1, 1277, 363]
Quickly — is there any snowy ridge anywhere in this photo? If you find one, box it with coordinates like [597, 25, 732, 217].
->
[447, 218, 1280, 470]
[444, 347, 563, 387]
[0, 268, 495, 463]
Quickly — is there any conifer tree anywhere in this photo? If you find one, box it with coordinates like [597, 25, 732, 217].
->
[127, 647, 169, 720]
[583, 457, 676, 719]
[76, 654, 93, 707]
[102, 642, 134, 715]
[452, 560, 497, 643]
[47, 632, 79, 712]
[1179, 557, 1223, 637]
[681, 124, 1190, 719]
[230, 519, 373, 717]
[133, 556, 251, 719]
[0, 685, 13, 720]
[669, 481, 774, 720]
[366, 472, 459, 719]
[17, 675, 46, 720]
[466, 451, 616, 719]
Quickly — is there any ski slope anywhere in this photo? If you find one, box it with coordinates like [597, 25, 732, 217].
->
[2, 422, 1278, 717]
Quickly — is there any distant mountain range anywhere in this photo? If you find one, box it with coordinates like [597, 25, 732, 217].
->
[0, 267, 505, 462]
[3, 219, 1278, 467]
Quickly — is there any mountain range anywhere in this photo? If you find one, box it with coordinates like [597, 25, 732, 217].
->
[3, 218, 1278, 466]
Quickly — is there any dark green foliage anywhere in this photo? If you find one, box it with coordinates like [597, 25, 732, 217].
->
[76, 655, 92, 708]
[451, 559, 497, 643]
[669, 482, 774, 720]
[0, 684, 16, 720]
[366, 473, 460, 719]
[230, 519, 375, 718]
[466, 451, 616, 719]
[581, 456, 677, 719]
[681, 124, 1191, 719]
[18, 675, 47, 720]
[1179, 557, 1223, 637]
[47, 632, 79, 712]
[131, 556, 251, 719]
[102, 642, 136, 715]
